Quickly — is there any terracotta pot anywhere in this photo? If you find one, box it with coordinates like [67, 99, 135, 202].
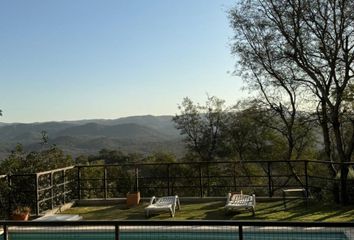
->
[11, 213, 29, 221]
[126, 191, 140, 207]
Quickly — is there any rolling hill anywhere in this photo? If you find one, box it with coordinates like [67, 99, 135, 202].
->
[0, 115, 184, 159]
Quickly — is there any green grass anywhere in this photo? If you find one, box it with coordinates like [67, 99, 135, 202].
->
[62, 199, 354, 222]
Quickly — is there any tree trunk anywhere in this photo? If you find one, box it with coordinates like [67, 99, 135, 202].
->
[318, 102, 337, 176]
[332, 116, 349, 205]
[286, 138, 304, 187]
[340, 164, 349, 204]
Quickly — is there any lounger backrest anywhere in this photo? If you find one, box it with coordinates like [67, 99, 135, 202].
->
[156, 196, 176, 205]
[231, 194, 253, 205]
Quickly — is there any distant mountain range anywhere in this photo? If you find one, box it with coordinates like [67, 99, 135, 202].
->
[0, 115, 185, 160]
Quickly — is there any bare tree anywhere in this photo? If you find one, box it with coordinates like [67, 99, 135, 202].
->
[230, 0, 354, 203]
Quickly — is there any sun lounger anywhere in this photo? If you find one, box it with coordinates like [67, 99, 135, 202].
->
[224, 192, 256, 216]
[145, 195, 180, 217]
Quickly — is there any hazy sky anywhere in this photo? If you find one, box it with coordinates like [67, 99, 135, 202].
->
[0, 0, 244, 123]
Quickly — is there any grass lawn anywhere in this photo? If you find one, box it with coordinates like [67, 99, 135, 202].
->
[62, 199, 354, 222]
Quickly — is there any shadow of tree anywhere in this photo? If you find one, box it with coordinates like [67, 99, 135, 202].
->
[77, 204, 147, 220]
[64, 200, 354, 222]
[256, 201, 285, 211]
[281, 204, 354, 221]
[194, 208, 226, 220]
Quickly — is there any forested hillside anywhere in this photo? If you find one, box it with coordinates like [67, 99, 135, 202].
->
[0, 115, 184, 159]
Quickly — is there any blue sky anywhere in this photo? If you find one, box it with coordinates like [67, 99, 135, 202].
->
[0, 0, 244, 123]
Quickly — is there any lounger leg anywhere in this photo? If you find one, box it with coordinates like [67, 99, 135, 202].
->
[170, 209, 174, 217]
[145, 210, 149, 218]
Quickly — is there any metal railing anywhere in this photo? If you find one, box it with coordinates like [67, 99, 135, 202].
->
[1, 220, 354, 240]
[3, 166, 77, 216]
[76, 160, 344, 200]
[1, 160, 353, 217]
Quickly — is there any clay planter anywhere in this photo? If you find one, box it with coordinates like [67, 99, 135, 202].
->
[126, 191, 140, 207]
[11, 206, 31, 221]
[11, 212, 29, 221]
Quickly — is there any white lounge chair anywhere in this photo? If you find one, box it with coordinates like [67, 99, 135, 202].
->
[225, 192, 256, 216]
[145, 195, 180, 217]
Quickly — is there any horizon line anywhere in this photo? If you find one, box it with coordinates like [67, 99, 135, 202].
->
[0, 114, 176, 125]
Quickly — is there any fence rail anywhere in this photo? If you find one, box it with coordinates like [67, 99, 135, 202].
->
[1, 220, 354, 240]
[76, 160, 329, 200]
[2, 166, 77, 216]
[1, 160, 354, 217]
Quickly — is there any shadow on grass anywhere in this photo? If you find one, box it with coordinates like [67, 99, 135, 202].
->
[74, 204, 147, 220]
[199, 201, 224, 210]
[64, 199, 354, 222]
[281, 201, 354, 222]
[256, 201, 285, 211]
